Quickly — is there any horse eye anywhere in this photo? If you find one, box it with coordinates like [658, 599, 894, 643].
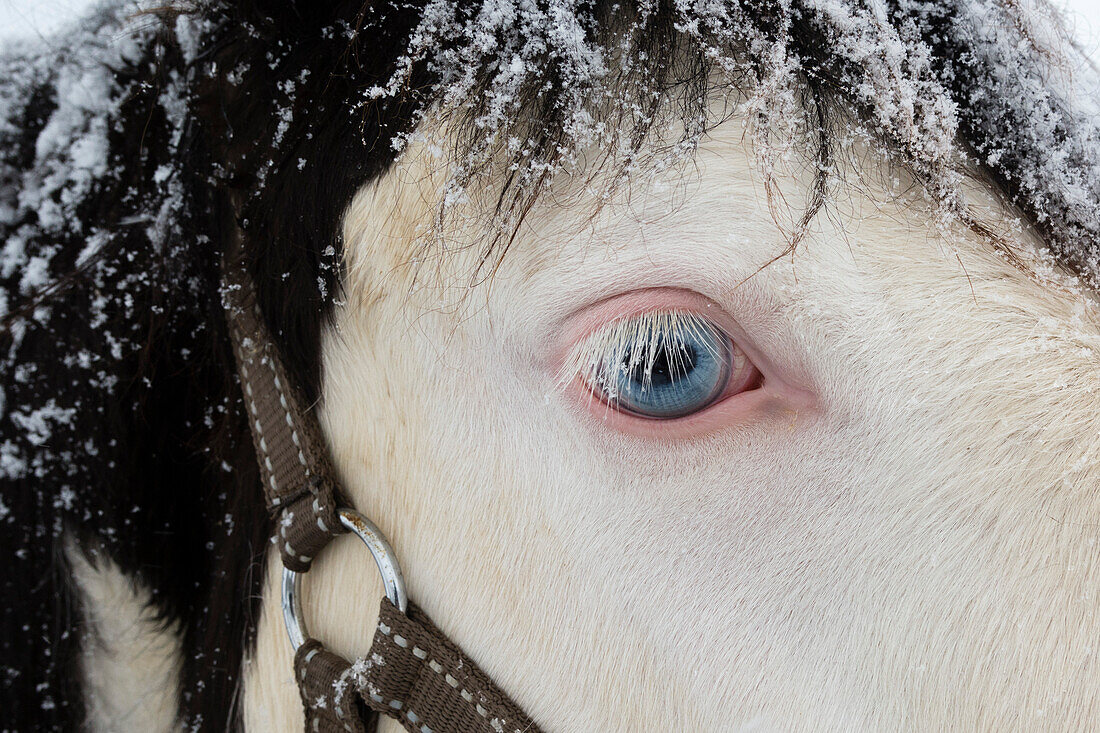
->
[578, 311, 756, 420]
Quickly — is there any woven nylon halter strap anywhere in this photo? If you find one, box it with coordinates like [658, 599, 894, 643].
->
[221, 243, 542, 733]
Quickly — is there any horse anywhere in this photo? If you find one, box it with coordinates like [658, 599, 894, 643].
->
[2, 0, 1099, 730]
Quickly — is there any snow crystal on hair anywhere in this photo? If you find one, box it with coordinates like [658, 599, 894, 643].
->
[363, 0, 1100, 282]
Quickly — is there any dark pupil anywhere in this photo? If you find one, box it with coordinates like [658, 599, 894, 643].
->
[629, 340, 696, 387]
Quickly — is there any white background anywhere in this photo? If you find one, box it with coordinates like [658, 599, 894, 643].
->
[1064, 0, 1100, 62]
[0, 0, 1098, 60]
[0, 0, 108, 43]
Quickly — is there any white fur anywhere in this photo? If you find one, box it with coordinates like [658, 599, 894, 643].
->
[243, 115, 1100, 731]
[68, 542, 183, 732]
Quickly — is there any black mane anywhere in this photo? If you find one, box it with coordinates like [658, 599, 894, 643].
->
[0, 3, 424, 728]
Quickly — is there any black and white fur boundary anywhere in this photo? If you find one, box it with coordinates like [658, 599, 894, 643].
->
[1, 0, 1097, 729]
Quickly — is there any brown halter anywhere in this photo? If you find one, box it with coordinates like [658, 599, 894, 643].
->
[222, 241, 542, 733]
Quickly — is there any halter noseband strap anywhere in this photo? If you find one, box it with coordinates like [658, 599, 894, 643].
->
[222, 241, 541, 733]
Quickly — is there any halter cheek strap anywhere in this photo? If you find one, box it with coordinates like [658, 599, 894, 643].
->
[222, 243, 541, 733]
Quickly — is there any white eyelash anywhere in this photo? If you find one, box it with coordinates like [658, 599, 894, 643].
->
[557, 310, 727, 407]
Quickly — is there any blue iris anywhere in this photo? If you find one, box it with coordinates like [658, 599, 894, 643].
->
[605, 320, 731, 419]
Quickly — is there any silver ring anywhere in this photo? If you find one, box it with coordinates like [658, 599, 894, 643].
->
[282, 507, 408, 651]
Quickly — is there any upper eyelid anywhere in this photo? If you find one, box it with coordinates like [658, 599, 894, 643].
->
[555, 309, 730, 390]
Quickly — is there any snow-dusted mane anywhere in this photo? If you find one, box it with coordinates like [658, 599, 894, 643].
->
[1, 0, 1098, 729]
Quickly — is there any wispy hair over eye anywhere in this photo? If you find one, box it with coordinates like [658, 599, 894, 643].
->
[558, 310, 751, 419]
[560, 311, 727, 396]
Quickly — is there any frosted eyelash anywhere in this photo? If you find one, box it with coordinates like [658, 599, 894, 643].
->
[557, 310, 731, 406]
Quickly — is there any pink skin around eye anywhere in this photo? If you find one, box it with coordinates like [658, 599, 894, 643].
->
[554, 287, 817, 440]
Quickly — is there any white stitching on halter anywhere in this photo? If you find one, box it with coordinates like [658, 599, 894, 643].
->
[279, 511, 311, 565]
[313, 496, 329, 533]
[405, 709, 432, 733]
[301, 648, 319, 682]
[375, 619, 513, 729]
[254, 303, 310, 478]
[232, 329, 280, 497]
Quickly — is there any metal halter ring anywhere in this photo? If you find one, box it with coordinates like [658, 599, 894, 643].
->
[282, 507, 408, 651]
